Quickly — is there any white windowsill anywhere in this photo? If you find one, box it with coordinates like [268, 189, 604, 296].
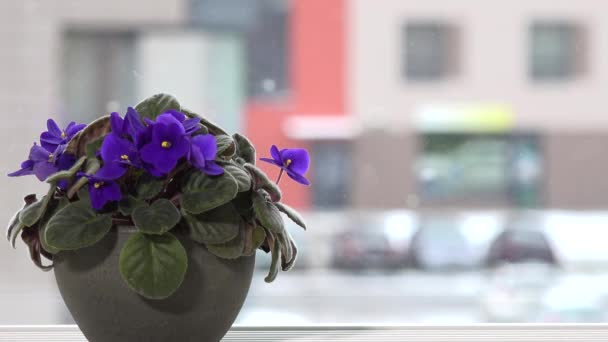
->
[0, 324, 607, 341]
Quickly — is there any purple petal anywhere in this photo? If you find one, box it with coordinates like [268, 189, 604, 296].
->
[156, 113, 184, 130]
[154, 153, 179, 174]
[95, 163, 126, 180]
[191, 134, 217, 161]
[29, 144, 51, 162]
[280, 148, 310, 175]
[103, 182, 123, 202]
[56, 153, 76, 171]
[40, 132, 62, 151]
[33, 161, 57, 181]
[125, 107, 145, 142]
[46, 119, 62, 137]
[8, 160, 35, 177]
[259, 157, 282, 167]
[202, 161, 224, 176]
[110, 112, 124, 136]
[270, 145, 282, 163]
[100, 134, 132, 163]
[183, 118, 201, 135]
[164, 109, 186, 122]
[286, 169, 310, 186]
[188, 145, 206, 169]
[66, 123, 85, 140]
[172, 136, 190, 160]
[139, 143, 161, 166]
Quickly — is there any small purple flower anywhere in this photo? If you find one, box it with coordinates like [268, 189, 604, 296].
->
[8, 143, 57, 181]
[40, 119, 85, 152]
[188, 134, 224, 176]
[260, 145, 310, 186]
[139, 113, 190, 175]
[79, 173, 122, 210]
[110, 107, 146, 144]
[164, 110, 201, 135]
[96, 134, 140, 180]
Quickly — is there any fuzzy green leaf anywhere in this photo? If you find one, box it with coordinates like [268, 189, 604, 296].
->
[253, 190, 284, 234]
[136, 174, 164, 200]
[182, 108, 227, 136]
[233, 133, 256, 164]
[45, 201, 112, 250]
[19, 185, 55, 227]
[215, 135, 236, 158]
[46, 156, 86, 183]
[182, 204, 240, 244]
[265, 239, 281, 283]
[38, 198, 69, 254]
[132, 199, 180, 235]
[223, 163, 252, 192]
[86, 137, 104, 159]
[65, 115, 111, 156]
[180, 171, 238, 214]
[119, 232, 187, 299]
[243, 163, 281, 202]
[8, 212, 25, 248]
[206, 231, 245, 260]
[135, 93, 180, 120]
[118, 195, 145, 216]
[275, 202, 306, 230]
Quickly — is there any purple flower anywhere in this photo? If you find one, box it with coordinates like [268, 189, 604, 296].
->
[110, 107, 146, 144]
[260, 145, 310, 185]
[40, 119, 85, 152]
[96, 134, 140, 180]
[79, 173, 122, 210]
[140, 113, 190, 175]
[9, 143, 57, 181]
[188, 134, 224, 176]
[164, 110, 201, 135]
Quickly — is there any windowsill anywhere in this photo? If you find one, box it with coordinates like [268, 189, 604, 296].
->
[1, 324, 607, 341]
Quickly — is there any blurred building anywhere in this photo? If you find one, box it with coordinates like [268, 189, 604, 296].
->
[2, 0, 608, 214]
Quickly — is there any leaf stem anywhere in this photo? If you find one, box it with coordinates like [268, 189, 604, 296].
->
[276, 169, 284, 185]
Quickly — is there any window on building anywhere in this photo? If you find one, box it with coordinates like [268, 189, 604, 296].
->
[62, 31, 136, 122]
[403, 22, 457, 80]
[529, 22, 582, 80]
[417, 134, 542, 207]
[312, 141, 352, 208]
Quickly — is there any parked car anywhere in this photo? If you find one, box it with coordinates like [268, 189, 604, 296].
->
[479, 262, 557, 322]
[409, 216, 477, 271]
[331, 225, 410, 271]
[485, 228, 558, 268]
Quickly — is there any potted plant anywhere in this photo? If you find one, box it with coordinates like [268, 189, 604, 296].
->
[5, 94, 309, 342]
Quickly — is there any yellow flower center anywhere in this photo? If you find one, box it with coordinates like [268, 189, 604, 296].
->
[48, 153, 54, 162]
[161, 141, 172, 148]
[120, 154, 129, 160]
[93, 181, 104, 189]
[285, 159, 292, 167]
[61, 131, 66, 139]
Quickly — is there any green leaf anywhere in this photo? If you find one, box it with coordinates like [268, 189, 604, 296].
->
[132, 199, 180, 235]
[233, 133, 256, 164]
[135, 93, 180, 120]
[118, 195, 145, 216]
[65, 115, 111, 156]
[182, 108, 227, 136]
[243, 224, 266, 256]
[215, 135, 236, 158]
[252, 225, 267, 250]
[252, 190, 284, 234]
[243, 163, 281, 202]
[8, 212, 25, 248]
[19, 185, 55, 227]
[45, 201, 112, 250]
[119, 232, 187, 299]
[275, 202, 306, 230]
[180, 171, 238, 214]
[86, 137, 104, 159]
[67, 158, 101, 198]
[135, 174, 164, 200]
[281, 236, 298, 272]
[223, 163, 252, 192]
[38, 198, 69, 254]
[182, 204, 240, 244]
[46, 156, 87, 183]
[265, 239, 281, 283]
[206, 231, 245, 260]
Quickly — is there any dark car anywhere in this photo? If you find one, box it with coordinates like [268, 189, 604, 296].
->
[331, 227, 409, 271]
[485, 229, 558, 267]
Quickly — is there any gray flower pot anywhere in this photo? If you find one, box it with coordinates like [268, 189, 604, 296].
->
[53, 227, 255, 342]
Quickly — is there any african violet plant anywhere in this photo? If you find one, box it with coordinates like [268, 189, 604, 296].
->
[5, 94, 308, 299]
